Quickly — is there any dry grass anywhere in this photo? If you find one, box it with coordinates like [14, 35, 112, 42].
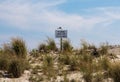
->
[62, 40, 73, 52]
[38, 43, 47, 53]
[46, 37, 57, 52]
[0, 38, 29, 78]
[1, 38, 120, 82]
[11, 38, 27, 58]
[29, 49, 40, 58]
[42, 55, 56, 79]
[109, 62, 120, 82]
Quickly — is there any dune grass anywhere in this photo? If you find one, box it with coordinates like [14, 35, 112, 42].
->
[0, 38, 120, 82]
[0, 38, 29, 78]
[108, 62, 120, 82]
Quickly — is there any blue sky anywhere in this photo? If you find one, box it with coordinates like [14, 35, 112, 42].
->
[0, 0, 120, 49]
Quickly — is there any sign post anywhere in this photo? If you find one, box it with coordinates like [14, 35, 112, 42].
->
[60, 37, 62, 52]
[55, 27, 67, 52]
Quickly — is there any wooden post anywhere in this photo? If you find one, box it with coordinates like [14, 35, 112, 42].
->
[60, 37, 63, 52]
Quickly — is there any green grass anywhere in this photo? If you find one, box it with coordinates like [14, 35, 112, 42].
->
[11, 38, 27, 58]
[62, 40, 73, 52]
[0, 38, 30, 78]
[42, 55, 56, 79]
[46, 37, 57, 52]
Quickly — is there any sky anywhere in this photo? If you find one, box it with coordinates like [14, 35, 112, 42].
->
[0, 0, 120, 49]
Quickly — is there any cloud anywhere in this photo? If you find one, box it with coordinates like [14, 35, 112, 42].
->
[42, 10, 107, 30]
[0, 0, 120, 32]
[0, 0, 67, 29]
[0, 1, 120, 49]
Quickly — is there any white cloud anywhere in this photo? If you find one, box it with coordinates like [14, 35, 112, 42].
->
[0, 0, 67, 30]
[42, 10, 108, 30]
[0, 0, 120, 32]
[1, 1, 120, 49]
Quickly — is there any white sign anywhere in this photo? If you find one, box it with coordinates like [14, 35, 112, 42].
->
[55, 30, 67, 38]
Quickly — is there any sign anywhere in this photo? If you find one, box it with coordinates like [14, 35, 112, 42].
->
[55, 30, 67, 38]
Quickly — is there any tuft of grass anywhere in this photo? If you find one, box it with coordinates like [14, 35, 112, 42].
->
[99, 56, 110, 71]
[59, 54, 71, 65]
[79, 40, 101, 58]
[80, 40, 89, 50]
[82, 69, 93, 82]
[79, 52, 94, 82]
[69, 56, 79, 71]
[11, 38, 27, 58]
[109, 62, 120, 82]
[42, 55, 55, 79]
[0, 52, 15, 71]
[0, 57, 9, 70]
[79, 40, 97, 56]
[8, 58, 30, 78]
[30, 49, 40, 57]
[62, 40, 73, 52]
[3, 43, 15, 56]
[99, 43, 109, 55]
[8, 59, 24, 78]
[80, 53, 93, 63]
[82, 61, 94, 82]
[46, 37, 57, 52]
[44, 55, 53, 67]
[38, 43, 47, 53]
[0, 38, 30, 78]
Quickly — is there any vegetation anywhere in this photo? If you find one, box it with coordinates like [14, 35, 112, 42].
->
[42, 55, 55, 79]
[8, 59, 23, 78]
[69, 56, 79, 71]
[30, 49, 40, 57]
[11, 38, 27, 58]
[38, 43, 47, 53]
[0, 37, 120, 82]
[59, 54, 71, 65]
[0, 54, 11, 70]
[62, 40, 73, 52]
[109, 62, 120, 82]
[0, 37, 29, 78]
[46, 37, 57, 52]
[99, 43, 109, 55]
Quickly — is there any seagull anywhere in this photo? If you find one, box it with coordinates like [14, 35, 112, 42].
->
[58, 27, 62, 29]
